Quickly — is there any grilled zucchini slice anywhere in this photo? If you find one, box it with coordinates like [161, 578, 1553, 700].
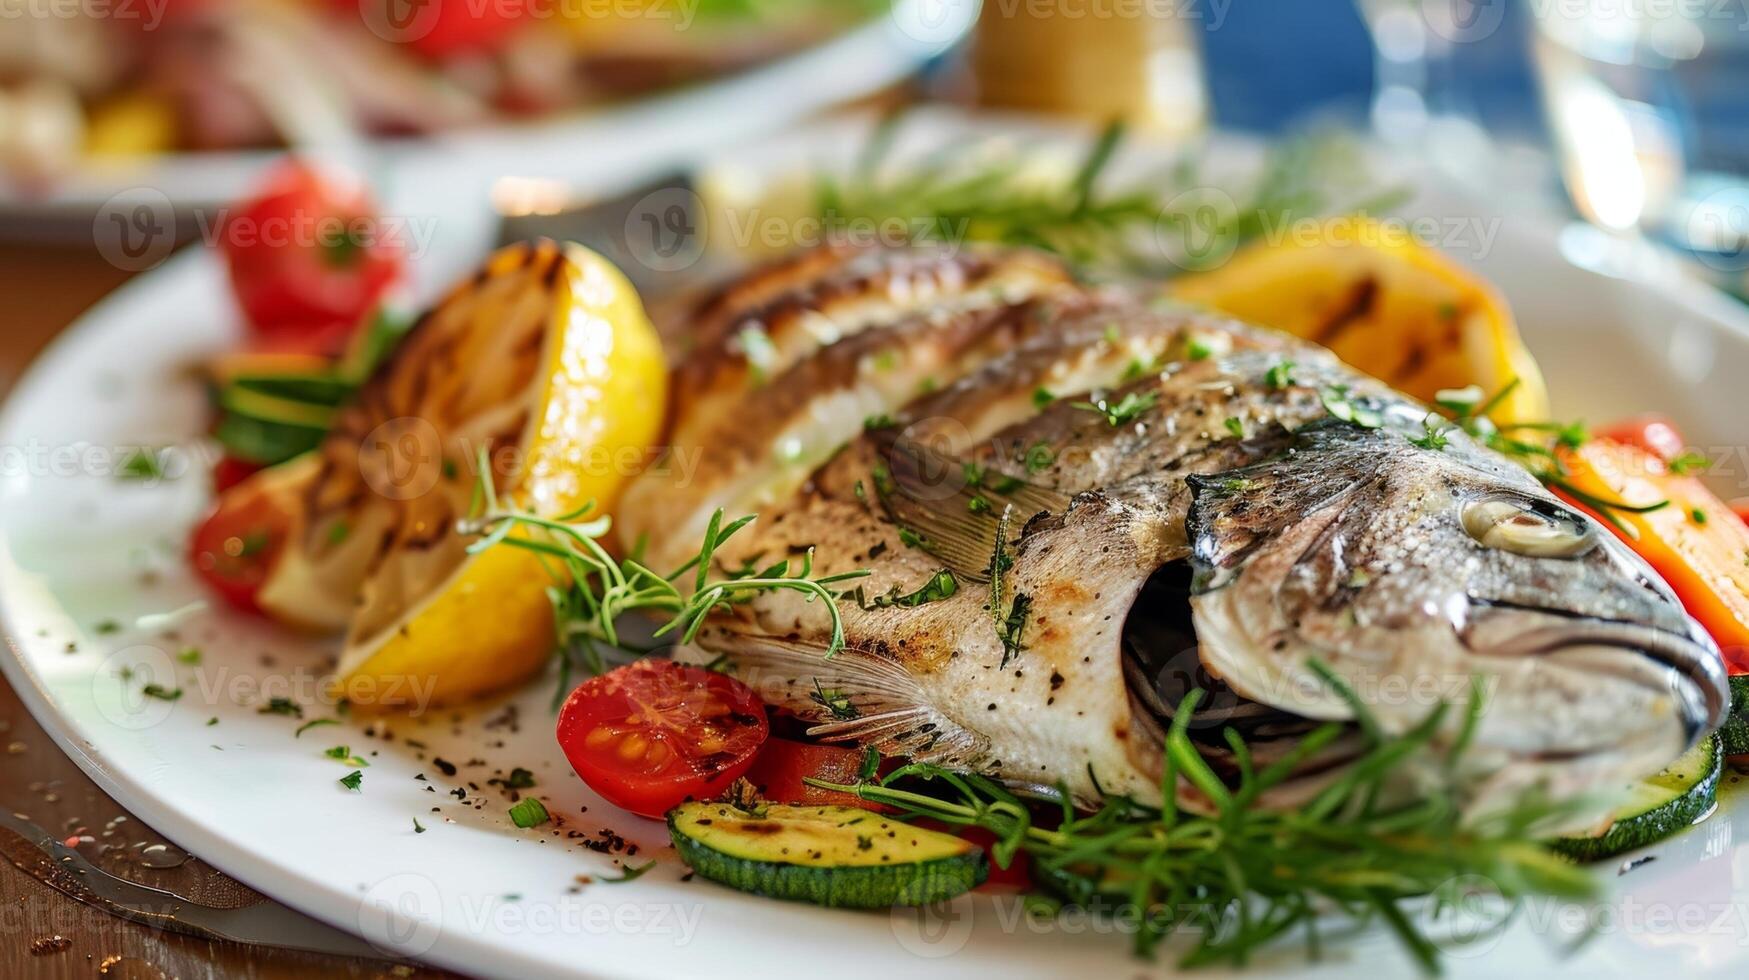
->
[1551, 734, 1721, 862]
[668, 802, 986, 909]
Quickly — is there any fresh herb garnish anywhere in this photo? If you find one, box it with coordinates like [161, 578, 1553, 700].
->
[1222, 417, 1244, 439]
[508, 797, 550, 829]
[1691, 507, 1708, 525]
[604, 860, 656, 883]
[504, 767, 537, 790]
[1074, 391, 1157, 427]
[176, 646, 202, 665]
[338, 771, 364, 792]
[257, 698, 303, 718]
[1406, 413, 1451, 452]
[324, 746, 369, 767]
[809, 671, 1593, 969]
[1185, 337, 1214, 361]
[141, 683, 181, 701]
[294, 718, 338, 738]
[863, 413, 897, 431]
[94, 619, 121, 635]
[1668, 450, 1708, 476]
[1319, 385, 1383, 429]
[810, 679, 858, 720]
[413, 817, 426, 834]
[998, 593, 1032, 669]
[845, 569, 958, 610]
[458, 450, 869, 705]
[1264, 359, 1295, 390]
[1024, 442, 1056, 473]
[1031, 387, 1056, 410]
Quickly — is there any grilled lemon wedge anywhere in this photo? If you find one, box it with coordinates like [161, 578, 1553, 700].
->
[1170, 216, 1548, 424]
[254, 240, 666, 708]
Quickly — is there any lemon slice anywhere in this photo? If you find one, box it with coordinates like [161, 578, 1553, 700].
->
[1169, 216, 1548, 424]
[255, 240, 667, 707]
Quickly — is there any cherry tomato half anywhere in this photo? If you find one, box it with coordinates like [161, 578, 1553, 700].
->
[557, 660, 769, 818]
[742, 738, 889, 811]
[220, 160, 403, 355]
[188, 481, 291, 613]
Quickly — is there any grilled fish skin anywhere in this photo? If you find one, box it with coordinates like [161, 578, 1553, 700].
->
[621, 244, 1727, 819]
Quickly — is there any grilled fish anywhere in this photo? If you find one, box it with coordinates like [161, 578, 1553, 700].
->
[618, 244, 1728, 820]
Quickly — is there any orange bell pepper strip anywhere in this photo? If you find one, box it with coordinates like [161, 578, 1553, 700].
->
[1553, 438, 1749, 674]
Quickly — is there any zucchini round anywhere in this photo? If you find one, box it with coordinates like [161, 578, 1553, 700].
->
[1550, 734, 1721, 862]
[668, 802, 987, 909]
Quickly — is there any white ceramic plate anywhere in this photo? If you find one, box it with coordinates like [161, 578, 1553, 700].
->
[0, 0, 973, 230]
[3, 113, 1749, 980]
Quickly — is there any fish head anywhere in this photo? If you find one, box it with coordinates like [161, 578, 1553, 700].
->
[1185, 417, 1727, 806]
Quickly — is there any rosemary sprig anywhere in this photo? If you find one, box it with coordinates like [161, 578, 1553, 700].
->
[810, 679, 1596, 971]
[1435, 380, 1669, 535]
[457, 452, 868, 706]
[815, 116, 1401, 277]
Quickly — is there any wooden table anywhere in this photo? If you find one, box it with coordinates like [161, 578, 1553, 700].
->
[0, 243, 453, 979]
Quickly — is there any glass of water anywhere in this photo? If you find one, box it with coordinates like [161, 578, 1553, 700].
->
[1533, 0, 1749, 282]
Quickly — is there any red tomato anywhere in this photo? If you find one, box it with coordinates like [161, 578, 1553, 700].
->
[188, 483, 291, 613]
[743, 738, 891, 811]
[557, 660, 769, 818]
[211, 456, 264, 494]
[220, 160, 403, 355]
[1732, 499, 1749, 528]
[1597, 415, 1688, 464]
[341, 0, 534, 60]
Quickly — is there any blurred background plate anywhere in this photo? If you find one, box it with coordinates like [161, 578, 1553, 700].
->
[0, 0, 975, 237]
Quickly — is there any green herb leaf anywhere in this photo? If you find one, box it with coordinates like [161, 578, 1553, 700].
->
[141, 683, 181, 701]
[604, 860, 656, 883]
[1073, 391, 1157, 427]
[294, 718, 338, 738]
[508, 797, 550, 829]
[338, 771, 363, 791]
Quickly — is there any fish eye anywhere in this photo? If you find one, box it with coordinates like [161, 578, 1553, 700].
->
[1461, 496, 1596, 558]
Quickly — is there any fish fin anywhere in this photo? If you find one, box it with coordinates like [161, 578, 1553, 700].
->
[871, 427, 1068, 582]
[695, 626, 990, 768]
[1186, 420, 1391, 579]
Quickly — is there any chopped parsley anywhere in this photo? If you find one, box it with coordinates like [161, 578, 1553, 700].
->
[1668, 450, 1709, 476]
[897, 527, 926, 550]
[1223, 417, 1245, 439]
[326, 521, 352, 546]
[1407, 414, 1452, 452]
[846, 569, 959, 610]
[503, 767, 537, 790]
[999, 592, 1033, 668]
[604, 860, 656, 883]
[257, 698, 303, 718]
[1031, 386, 1056, 410]
[1186, 337, 1215, 361]
[1691, 507, 1708, 525]
[810, 679, 858, 720]
[1320, 385, 1383, 429]
[1265, 359, 1296, 390]
[863, 413, 897, 431]
[508, 797, 550, 828]
[1074, 391, 1157, 427]
[176, 647, 202, 665]
[1024, 442, 1056, 473]
[324, 746, 369, 767]
[141, 683, 181, 701]
[413, 817, 426, 834]
[294, 718, 338, 738]
[339, 770, 364, 791]
[93, 619, 121, 635]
